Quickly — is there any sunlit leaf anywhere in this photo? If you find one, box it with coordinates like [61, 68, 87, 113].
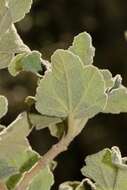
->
[69, 32, 95, 65]
[36, 49, 107, 119]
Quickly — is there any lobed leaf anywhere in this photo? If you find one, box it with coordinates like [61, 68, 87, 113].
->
[69, 32, 95, 65]
[81, 146, 127, 190]
[35, 49, 107, 119]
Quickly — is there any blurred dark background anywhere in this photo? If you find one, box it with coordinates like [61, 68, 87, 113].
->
[1, 0, 127, 189]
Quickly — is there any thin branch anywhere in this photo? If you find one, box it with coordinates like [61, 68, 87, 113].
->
[15, 117, 88, 190]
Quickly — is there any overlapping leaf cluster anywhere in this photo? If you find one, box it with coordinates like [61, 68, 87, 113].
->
[0, 0, 127, 190]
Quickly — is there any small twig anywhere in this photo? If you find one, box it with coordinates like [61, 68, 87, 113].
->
[15, 117, 88, 190]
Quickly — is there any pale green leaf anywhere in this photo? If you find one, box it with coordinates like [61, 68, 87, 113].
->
[0, 53, 13, 69]
[103, 86, 127, 113]
[100, 69, 114, 89]
[6, 0, 33, 23]
[8, 51, 42, 76]
[81, 146, 127, 190]
[0, 0, 32, 37]
[29, 113, 62, 130]
[0, 112, 38, 181]
[0, 96, 8, 119]
[69, 32, 95, 65]
[35, 49, 107, 119]
[28, 166, 54, 190]
[0, 25, 29, 69]
[0, 4, 12, 39]
[0, 25, 29, 53]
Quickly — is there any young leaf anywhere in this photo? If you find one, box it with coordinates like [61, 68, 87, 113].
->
[35, 49, 107, 119]
[68, 32, 95, 65]
[103, 86, 127, 113]
[0, 96, 8, 119]
[0, 112, 38, 181]
[29, 113, 62, 130]
[27, 166, 54, 190]
[102, 73, 127, 114]
[8, 51, 42, 76]
[81, 146, 127, 190]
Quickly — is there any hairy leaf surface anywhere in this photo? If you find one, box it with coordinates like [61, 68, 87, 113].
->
[0, 25, 29, 69]
[0, 113, 38, 180]
[81, 147, 127, 190]
[36, 49, 107, 119]
[29, 113, 62, 130]
[69, 32, 95, 65]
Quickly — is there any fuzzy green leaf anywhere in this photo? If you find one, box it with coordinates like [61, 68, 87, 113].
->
[81, 146, 127, 190]
[29, 113, 62, 130]
[101, 69, 114, 89]
[69, 32, 95, 65]
[0, 4, 12, 39]
[8, 51, 42, 76]
[0, 25, 29, 69]
[103, 86, 127, 113]
[0, 112, 38, 181]
[6, 0, 32, 23]
[0, 96, 8, 119]
[28, 166, 54, 190]
[35, 49, 107, 119]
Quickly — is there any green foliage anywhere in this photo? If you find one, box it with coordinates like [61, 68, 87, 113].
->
[0, 0, 127, 189]
[8, 51, 42, 76]
[69, 32, 95, 65]
[35, 50, 107, 119]
[81, 147, 127, 190]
